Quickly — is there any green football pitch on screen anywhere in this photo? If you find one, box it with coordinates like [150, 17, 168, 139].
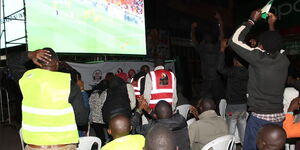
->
[26, 0, 146, 54]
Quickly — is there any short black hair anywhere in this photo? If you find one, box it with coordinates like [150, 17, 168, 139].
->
[154, 100, 172, 119]
[258, 31, 282, 54]
[145, 125, 176, 150]
[154, 58, 164, 67]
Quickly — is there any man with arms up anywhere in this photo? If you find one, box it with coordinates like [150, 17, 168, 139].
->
[229, 10, 290, 150]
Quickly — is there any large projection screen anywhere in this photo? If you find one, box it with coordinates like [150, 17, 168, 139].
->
[25, 0, 146, 55]
[0, 0, 26, 49]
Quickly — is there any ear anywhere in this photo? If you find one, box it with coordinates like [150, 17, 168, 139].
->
[107, 129, 112, 135]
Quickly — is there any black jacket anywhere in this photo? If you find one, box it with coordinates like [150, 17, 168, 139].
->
[229, 22, 290, 114]
[102, 76, 131, 123]
[132, 112, 191, 150]
[217, 52, 248, 104]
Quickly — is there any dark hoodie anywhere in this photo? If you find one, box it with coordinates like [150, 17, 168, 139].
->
[132, 112, 191, 150]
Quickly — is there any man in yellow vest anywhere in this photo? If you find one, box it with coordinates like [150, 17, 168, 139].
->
[19, 48, 88, 150]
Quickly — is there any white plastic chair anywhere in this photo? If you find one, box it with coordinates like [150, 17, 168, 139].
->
[283, 87, 298, 113]
[219, 99, 227, 119]
[201, 135, 235, 150]
[187, 118, 196, 128]
[142, 115, 149, 125]
[176, 104, 191, 119]
[77, 136, 101, 150]
[19, 128, 25, 150]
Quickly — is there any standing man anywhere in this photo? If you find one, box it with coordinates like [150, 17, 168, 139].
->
[229, 10, 290, 150]
[19, 48, 88, 150]
[191, 12, 225, 108]
[143, 59, 177, 110]
[217, 39, 248, 145]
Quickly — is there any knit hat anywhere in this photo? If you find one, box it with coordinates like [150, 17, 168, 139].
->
[258, 31, 282, 54]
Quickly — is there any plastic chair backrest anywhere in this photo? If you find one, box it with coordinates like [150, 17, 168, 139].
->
[19, 128, 25, 150]
[176, 104, 191, 120]
[187, 118, 196, 128]
[219, 99, 227, 119]
[283, 87, 298, 113]
[77, 136, 102, 150]
[201, 135, 235, 150]
[142, 115, 149, 125]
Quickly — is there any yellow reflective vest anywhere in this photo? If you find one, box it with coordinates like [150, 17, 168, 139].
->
[19, 68, 78, 145]
[101, 134, 145, 150]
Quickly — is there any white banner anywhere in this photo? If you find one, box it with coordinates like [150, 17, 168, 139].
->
[67, 61, 175, 90]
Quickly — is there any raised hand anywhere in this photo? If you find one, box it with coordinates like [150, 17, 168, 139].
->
[220, 39, 228, 53]
[214, 12, 222, 21]
[191, 22, 198, 29]
[189, 105, 199, 120]
[28, 49, 52, 67]
[250, 9, 262, 22]
[288, 97, 300, 112]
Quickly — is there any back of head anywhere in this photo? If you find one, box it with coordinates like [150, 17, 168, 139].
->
[105, 72, 115, 80]
[258, 31, 282, 55]
[256, 124, 286, 150]
[198, 98, 215, 113]
[109, 76, 125, 89]
[133, 72, 146, 82]
[154, 58, 164, 67]
[154, 100, 172, 119]
[108, 114, 131, 139]
[145, 126, 177, 150]
[140, 65, 150, 73]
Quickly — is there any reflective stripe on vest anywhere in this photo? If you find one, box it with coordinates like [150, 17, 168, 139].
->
[132, 76, 145, 98]
[19, 69, 78, 145]
[22, 123, 77, 132]
[22, 105, 74, 116]
[149, 70, 175, 109]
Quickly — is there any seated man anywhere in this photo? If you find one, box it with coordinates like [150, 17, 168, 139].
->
[144, 125, 178, 150]
[101, 114, 145, 150]
[19, 48, 88, 150]
[132, 99, 190, 150]
[283, 97, 300, 138]
[257, 124, 286, 150]
[188, 98, 228, 149]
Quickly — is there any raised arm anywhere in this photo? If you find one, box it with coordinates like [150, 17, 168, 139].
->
[228, 10, 261, 64]
[191, 22, 199, 45]
[215, 12, 224, 41]
[217, 39, 230, 76]
[9, 49, 51, 82]
[268, 12, 277, 31]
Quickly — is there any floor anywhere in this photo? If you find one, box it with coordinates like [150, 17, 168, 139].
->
[0, 123, 23, 150]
